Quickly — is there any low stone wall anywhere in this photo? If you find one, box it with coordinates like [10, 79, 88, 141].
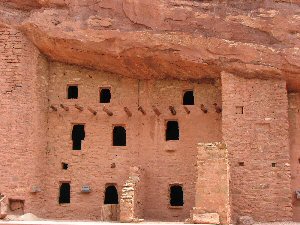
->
[191, 142, 231, 224]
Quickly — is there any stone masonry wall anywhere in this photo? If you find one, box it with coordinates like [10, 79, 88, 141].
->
[120, 166, 145, 222]
[288, 93, 300, 221]
[0, 26, 49, 215]
[193, 142, 231, 224]
[222, 72, 292, 222]
[43, 62, 222, 221]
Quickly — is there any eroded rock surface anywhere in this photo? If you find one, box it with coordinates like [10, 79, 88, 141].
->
[0, 0, 299, 90]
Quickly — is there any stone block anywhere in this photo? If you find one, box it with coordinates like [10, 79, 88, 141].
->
[191, 212, 220, 224]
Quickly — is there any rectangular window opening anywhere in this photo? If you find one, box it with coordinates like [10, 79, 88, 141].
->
[100, 88, 111, 103]
[72, 124, 85, 150]
[170, 184, 184, 207]
[166, 121, 179, 141]
[59, 182, 70, 204]
[113, 126, 126, 146]
[67, 85, 78, 99]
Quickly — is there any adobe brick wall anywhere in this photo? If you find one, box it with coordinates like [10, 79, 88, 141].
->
[288, 93, 300, 221]
[43, 62, 222, 221]
[222, 72, 292, 222]
[193, 142, 231, 224]
[0, 26, 49, 215]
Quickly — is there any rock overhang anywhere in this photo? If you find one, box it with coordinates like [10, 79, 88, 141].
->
[1, 0, 300, 91]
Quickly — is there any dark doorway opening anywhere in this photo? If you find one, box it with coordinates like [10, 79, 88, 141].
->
[170, 185, 183, 206]
[59, 183, 70, 204]
[183, 90, 194, 105]
[104, 185, 118, 204]
[72, 124, 85, 150]
[100, 88, 111, 103]
[68, 85, 78, 99]
[113, 126, 126, 146]
[166, 121, 179, 141]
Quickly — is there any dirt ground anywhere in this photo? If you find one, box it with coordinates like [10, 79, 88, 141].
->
[0, 221, 300, 225]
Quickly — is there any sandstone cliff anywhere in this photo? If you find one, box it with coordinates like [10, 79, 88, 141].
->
[1, 0, 299, 90]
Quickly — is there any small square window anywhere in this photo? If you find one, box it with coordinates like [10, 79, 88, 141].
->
[238, 162, 245, 166]
[62, 163, 68, 170]
[67, 85, 78, 99]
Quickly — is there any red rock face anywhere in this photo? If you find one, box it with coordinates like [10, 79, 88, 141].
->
[1, 0, 299, 90]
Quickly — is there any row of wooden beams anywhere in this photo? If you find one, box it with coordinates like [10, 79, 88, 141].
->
[50, 104, 222, 116]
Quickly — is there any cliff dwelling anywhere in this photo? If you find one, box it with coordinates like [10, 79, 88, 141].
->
[0, 0, 300, 225]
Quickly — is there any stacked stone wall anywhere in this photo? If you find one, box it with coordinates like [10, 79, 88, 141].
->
[222, 72, 292, 222]
[0, 26, 49, 215]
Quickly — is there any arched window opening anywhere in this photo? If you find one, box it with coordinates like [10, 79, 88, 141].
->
[100, 88, 111, 103]
[166, 121, 179, 141]
[183, 90, 194, 105]
[59, 183, 70, 204]
[170, 185, 183, 206]
[113, 126, 126, 146]
[72, 125, 85, 150]
[104, 185, 118, 204]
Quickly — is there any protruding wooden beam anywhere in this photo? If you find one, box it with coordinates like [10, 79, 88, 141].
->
[138, 106, 146, 115]
[60, 104, 69, 111]
[75, 104, 83, 111]
[152, 106, 161, 116]
[87, 107, 97, 115]
[124, 107, 132, 117]
[183, 106, 190, 114]
[213, 103, 222, 113]
[103, 106, 113, 116]
[50, 105, 57, 111]
[200, 104, 208, 113]
[169, 106, 176, 115]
